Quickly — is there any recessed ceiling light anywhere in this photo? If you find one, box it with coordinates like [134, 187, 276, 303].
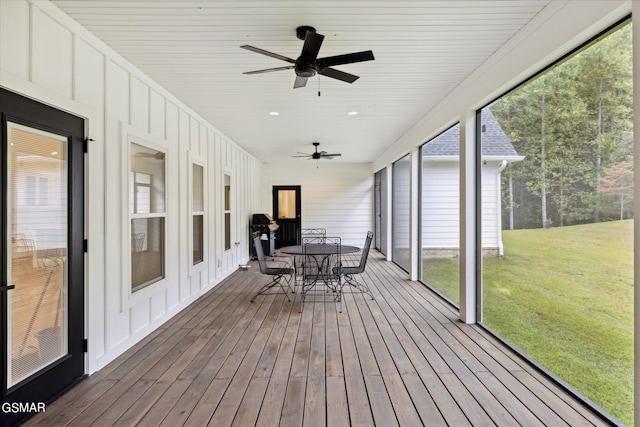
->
[347, 111, 358, 116]
[269, 111, 279, 116]
[51, 151, 58, 155]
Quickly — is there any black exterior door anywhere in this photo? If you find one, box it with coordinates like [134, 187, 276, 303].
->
[273, 186, 301, 248]
[0, 89, 85, 426]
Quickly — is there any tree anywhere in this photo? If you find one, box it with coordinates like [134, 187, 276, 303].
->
[573, 24, 632, 222]
[492, 22, 632, 229]
[599, 160, 634, 220]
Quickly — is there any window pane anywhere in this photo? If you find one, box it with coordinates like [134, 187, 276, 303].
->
[26, 176, 36, 206]
[193, 215, 204, 265]
[130, 143, 165, 214]
[131, 217, 165, 290]
[277, 190, 296, 219]
[39, 177, 48, 206]
[481, 22, 633, 425]
[7, 123, 68, 386]
[392, 154, 410, 271]
[224, 174, 230, 211]
[420, 124, 460, 305]
[224, 174, 231, 251]
[224, 213, 231, 251]
[193, 164, 204, 212]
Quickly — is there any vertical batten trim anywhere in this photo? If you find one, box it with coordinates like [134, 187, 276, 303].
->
[127, 73, 132, 126]
[28, 1, 35, 83]
[71, 33, 77, 101]
[147, 85, 151, 136]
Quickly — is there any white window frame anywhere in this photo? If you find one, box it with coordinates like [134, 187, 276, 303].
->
[121, 123, 171, 308]
[189, 152, 206, 275]
[223, 173, 232, 252]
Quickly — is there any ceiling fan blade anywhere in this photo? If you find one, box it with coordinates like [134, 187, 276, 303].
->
[243, 65, 295, 75]
[300, 30, 324, 62]
[293, 75, 308, 88]
[321, 153, 341, 157]
[292, 155, 311, 158]
[318, 67, 359, 83]
[240, 45, 296, 64]
[317, 50, 375, 67]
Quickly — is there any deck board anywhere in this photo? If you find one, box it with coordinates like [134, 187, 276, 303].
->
[24, 251, 610, 426]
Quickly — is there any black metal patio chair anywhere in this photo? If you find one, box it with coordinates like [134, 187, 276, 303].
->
[251, 235, 294, 302]
[300, 235, 342, 312]
[335, 231, 374, 300]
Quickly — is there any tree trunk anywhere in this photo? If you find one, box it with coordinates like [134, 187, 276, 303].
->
[559, 174, 565, 227]
[593, 78, 604, 223]
[540, 94, 549, 228]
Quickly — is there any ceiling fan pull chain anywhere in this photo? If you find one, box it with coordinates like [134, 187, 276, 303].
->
[318, 76, 321, 97]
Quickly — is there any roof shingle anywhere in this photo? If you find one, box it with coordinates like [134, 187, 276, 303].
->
[421, 109, 519, 158]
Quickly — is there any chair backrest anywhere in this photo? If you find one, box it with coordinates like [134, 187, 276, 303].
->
[299, 228, 326, 244]
[302, 236, 341, 279]
[353, 231, 374, 274]
[253, 236, 268, 274]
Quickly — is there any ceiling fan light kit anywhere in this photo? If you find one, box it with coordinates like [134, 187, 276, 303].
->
[241, 26, 375, 89]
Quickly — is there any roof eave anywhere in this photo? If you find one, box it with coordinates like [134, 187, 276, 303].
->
[423, 155, 525, 162]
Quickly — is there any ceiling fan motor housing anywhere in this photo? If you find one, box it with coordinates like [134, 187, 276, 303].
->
[312, 142, 321, 158]
[296, 26, 316, 40]
[295, 27, 319, 77]
[295, 64, 317, 78]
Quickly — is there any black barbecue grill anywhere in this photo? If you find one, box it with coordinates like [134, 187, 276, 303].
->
[250, 213, 278, 258]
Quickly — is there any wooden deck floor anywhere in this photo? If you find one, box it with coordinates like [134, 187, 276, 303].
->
[25, 251, 609, 426]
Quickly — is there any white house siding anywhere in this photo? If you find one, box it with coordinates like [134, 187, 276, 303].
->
[421, 159, 502, 255]
[0, 0, 262, 373]
[421, 160, 459, 254]
[391, 156, 411, 258]
[481, 162, 501, 253]
[262, 163, 373, 246]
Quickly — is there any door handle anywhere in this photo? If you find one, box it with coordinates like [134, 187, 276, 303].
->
[0, 284, 15, 291]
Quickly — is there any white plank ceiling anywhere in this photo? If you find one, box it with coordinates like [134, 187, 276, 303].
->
[52, 0, 552, 163]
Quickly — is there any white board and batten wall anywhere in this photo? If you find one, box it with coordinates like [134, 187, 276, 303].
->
[0, 0, 262, 373]
[262, 163, 374, 247]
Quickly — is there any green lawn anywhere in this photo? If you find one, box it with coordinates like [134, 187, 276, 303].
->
[423, 219, 634, 425]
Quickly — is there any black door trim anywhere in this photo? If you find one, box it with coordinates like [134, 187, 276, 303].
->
[0, 88, 85, 427]
[272, 185, 301, 248]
